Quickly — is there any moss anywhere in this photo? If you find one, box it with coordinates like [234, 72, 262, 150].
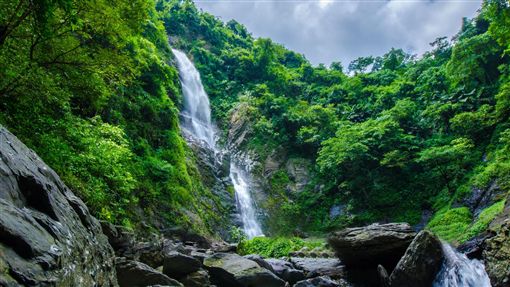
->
[426, 207, 472, 243]
[462, 200, 505, 241]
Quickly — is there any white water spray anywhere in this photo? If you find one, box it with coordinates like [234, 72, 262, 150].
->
[433, 243, 491, 287]
[172, 49, 264, 239]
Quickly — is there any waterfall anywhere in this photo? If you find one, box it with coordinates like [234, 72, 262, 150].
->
[433, 243, 491, 287]
[172, 49, 216, 149]
[172, 49, 264, 239]
[230, 163, 264, 238]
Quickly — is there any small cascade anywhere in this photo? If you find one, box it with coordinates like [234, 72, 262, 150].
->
[172, 49, 264, 239]
[230, 163, 263, 238]
[433, 243, 491, 287]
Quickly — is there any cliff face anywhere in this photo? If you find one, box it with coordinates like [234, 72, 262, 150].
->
[0, 126, 117, 286]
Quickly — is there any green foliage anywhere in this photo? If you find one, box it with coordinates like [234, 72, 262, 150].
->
[427, 207, 473, 243]
[0, 0, 228, 236]
[463, 200, 505, 241]
[237, 237, 324, 258]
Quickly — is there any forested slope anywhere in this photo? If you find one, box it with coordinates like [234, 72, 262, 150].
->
[2, 0, 510, 244]
[165, 0, 510, 241]
[0, 0, 230, 236]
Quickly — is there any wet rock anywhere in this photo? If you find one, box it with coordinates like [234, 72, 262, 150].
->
[163, 251, 202, 278]
[0, 126, 117, 286]
[388, 230, 444, 287]
[461, 181, 506, 217]
[289, 258, 343, 279]
[293, 276, 343, 287]
[244, 254, 275, 272]
[179, 269, 211, 287]
[204, 252, 285, 287]
[328, 223, 415, 269]
[457, 233, 489, 260]
[116, 258, 183, 287]
[266, 258, 305, 284]
[483, 220, 510, 287]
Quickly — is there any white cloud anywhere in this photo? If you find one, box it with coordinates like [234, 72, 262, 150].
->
[195, 0, 481, 65]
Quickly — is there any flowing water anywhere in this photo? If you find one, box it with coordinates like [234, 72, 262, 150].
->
[433, 243, 491, 287]
[172, 49, 264, 238]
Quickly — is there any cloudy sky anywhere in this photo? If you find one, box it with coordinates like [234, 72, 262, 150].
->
[195, 0, 482, 66]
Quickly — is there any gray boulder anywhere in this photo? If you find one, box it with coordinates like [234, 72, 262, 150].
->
[163, 251, 202, 278]
[116, 259, 183, 287]
[328, 223, 415, 268]
[244, 254, 275, 272]
[267, 258, 305, 284]
[0, 126, 117, 286]
[388, 230, 444, 287]
[293, 276, 343, 287]
[179, 269, 211, 287]
[204, 252, 285, 287]
[289, 258, 343, 279]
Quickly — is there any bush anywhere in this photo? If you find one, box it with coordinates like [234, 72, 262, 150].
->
[237, 237, 324, 258]
[426, 207, 472, 242]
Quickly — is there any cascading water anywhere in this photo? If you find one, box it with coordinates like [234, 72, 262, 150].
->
[433, 243, 491, 287]
[172, 49, 216, 148]
[229, 163, 264, 238]
[172, 49, 264, 239]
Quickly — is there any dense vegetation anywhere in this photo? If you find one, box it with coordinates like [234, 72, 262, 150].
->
[0, 0, 229, 235]
[165, 0, 510, 241]
[2, 0, 510, 244]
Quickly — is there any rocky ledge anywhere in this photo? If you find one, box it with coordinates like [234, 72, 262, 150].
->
[328, 223, 416, 269]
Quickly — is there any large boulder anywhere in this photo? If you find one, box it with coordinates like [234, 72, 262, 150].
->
[387, 230, 444, 287]
[163, 251, 202, 278]
[0, 126, 117, 286]
[115, 259, 183, 287]
[289, 258, 343, 279]
[328, 223, 416, 268]
[203, 252, 285, 287]
[266, 258, 305, 284]
[244, 254, 275, 273]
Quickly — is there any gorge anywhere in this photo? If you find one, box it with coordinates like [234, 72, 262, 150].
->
[1, 0, 510, 286]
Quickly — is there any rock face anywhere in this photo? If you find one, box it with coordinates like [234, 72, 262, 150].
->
[203, 252, 285, 287]
[483, 220, 510, 286]
[388, 230, 444, 287]
[0, 126, 117, 286]
[328, 223, 416, 269]
[115, 259, 183, 287]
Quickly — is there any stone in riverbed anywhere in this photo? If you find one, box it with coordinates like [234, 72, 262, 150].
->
[328, 223, 416, 269]
[244, 254, 275, 272]
[179, 269, 211, 287]
[388, 230, 444, 287]
[293, 276, 346, 287]
[266, 258, 305, 284]
[115, 258, 183, 287]
[289, 257, 343, 279]
[204, 252, 285, 287]
[163, 251, 202, 278]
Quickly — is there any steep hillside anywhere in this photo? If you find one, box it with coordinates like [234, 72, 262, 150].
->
[164, 0, 510, 241]
[0, 0, 231, 237]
